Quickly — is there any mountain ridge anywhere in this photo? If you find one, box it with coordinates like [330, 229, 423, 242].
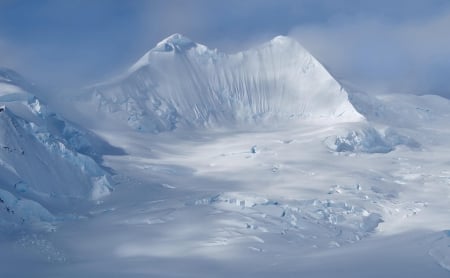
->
[81, 34, 364, 132]
[0, 70, 117, 230]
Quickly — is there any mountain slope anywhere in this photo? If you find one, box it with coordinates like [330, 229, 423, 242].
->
[0, 69, 114, 230]
[0, 35, 449, 277]
[82, 34, 363, 132]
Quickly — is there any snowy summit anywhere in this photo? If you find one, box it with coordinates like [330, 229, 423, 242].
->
[85, 34, 363, 132]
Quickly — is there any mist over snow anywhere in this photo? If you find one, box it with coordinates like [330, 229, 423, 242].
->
[0, 1, 449, 277]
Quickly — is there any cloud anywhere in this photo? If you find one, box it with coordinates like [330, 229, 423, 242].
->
[127, 0, 450, 97]
[0, 38, 35, 80]
[0, 1, 149, 91]
[0, 38, 20, 69]
[290, 10, 450, 96]
[0, 0, 449, 98]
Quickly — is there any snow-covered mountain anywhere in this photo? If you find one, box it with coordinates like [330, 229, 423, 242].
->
[0, 68, 113, 230]
[0, 35, 449, 277]
[81, 34, 363, 132]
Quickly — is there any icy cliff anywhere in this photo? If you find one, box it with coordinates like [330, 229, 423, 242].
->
[0, 69, 113, 230]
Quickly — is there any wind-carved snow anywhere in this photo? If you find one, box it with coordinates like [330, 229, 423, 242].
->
[84, 34, 363, 132]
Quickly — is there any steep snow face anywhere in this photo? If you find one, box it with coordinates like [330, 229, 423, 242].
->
[86, 34, 363, 132]
[0, 69, 113, 230]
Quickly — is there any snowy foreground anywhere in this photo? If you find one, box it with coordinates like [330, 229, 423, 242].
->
[0, 35, 449, 277]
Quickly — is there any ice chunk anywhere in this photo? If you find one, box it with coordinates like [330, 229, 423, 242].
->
[325, 127, 420, 153]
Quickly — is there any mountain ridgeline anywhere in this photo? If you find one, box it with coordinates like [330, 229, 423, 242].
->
[83, 34, 364, 132]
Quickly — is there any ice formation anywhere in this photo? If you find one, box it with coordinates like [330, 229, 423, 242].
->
[0, 69, 112, 229]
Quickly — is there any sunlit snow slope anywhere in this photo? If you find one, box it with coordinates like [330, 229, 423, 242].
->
[82, 34, 363, 132]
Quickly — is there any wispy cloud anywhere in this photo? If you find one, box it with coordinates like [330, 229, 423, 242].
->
[0, 0, 449, 97]
[290, 10, 450, 95]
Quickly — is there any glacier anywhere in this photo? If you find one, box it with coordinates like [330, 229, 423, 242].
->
[0, 35, 449, 277]
[0, 68, 114, 230]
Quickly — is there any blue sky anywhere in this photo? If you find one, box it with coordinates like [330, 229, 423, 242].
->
[1, 0, 450, 97]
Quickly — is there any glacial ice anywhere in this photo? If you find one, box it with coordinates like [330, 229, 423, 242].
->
[324, 127, 420, 153]
[0, 69, 114, 230]
[193, 191, 385, 246]
[0, 188, 55, 230]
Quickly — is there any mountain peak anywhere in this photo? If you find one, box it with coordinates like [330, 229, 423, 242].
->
[128, 34, 209, 73]
[270, 35, 296, 44]
[154, 33, 197, 52]
[96, 33, 363, 132]
[265, 35, 307, 52]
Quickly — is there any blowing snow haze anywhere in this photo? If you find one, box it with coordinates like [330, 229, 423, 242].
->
[0, 2, 450, 277]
